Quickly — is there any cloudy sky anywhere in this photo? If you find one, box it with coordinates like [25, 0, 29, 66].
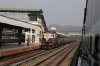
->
[0, 0, 86, 26]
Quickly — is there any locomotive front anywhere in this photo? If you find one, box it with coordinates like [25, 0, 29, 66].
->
[42, 27, 57, 49]
[42, 31, 57, 49]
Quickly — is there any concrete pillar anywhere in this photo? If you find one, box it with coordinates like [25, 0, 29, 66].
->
[30, 29, 32, 43]
[0, 27, 3, 46]
[18, 28, 22, 44]
[35, 30, 40, 43]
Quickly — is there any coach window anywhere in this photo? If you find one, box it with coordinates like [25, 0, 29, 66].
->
[94, 34, 99, 57]
[89, 36, 92, 51]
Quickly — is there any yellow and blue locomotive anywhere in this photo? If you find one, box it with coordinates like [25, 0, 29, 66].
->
[42, 31, 57, 49]
[41, 31, 72, 49]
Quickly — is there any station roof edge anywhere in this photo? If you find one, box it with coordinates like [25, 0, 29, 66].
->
[0, 8, 43, 13]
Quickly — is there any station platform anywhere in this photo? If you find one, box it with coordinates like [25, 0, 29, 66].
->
[0, 43, 41, 50]
[0, 43, 41, 57]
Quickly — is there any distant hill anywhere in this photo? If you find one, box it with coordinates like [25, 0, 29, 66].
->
[47, 24, 82, 32]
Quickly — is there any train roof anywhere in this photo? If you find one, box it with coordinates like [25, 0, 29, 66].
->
[43, 31, 71, 37]
[44, 31, 56, 34]
[56, 32, 70, 37]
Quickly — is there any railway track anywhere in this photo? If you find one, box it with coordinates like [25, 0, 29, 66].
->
[12, 41, 79, 66]
[58, 41, 80, 66]
[34, 43, 76, 66]
[0, 49, 47, 66]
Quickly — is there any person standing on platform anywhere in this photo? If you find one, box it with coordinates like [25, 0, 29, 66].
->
[26, 37, 31, 46]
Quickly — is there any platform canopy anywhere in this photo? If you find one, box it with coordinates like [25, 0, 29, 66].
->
[0, 8, 43, 13]
[39, 14, 48, 31]
[0, 8, 44, 31]
[0, 15, 41, 31]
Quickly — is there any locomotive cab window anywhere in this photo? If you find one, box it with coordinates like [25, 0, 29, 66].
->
[53, 34, 54, 38]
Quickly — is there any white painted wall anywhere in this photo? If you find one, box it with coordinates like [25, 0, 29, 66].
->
[24, 29, 42, 44]
[24, 17, 45, 44]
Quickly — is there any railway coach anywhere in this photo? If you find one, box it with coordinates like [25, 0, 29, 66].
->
[81, 0, 100, 66]
[2, 32, 25, 43]
[2, 32, 18, 43]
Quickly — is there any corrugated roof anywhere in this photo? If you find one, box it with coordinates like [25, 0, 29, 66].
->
[0, 8, 43, 13]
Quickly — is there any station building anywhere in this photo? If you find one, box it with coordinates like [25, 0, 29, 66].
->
[0, 8, 48, 44]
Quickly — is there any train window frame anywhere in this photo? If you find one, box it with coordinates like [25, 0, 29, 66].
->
[89, 35, 92, 51]
[92, 34, 99, 60]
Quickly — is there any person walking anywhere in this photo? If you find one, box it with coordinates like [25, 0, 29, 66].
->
[27, 37, 31, 46]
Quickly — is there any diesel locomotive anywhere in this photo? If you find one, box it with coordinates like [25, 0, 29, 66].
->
[41, 27, 75, 49]
[41, 31, 73, 49]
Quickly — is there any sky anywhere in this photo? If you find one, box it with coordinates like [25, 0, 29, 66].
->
[0, 0, 86, 26]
